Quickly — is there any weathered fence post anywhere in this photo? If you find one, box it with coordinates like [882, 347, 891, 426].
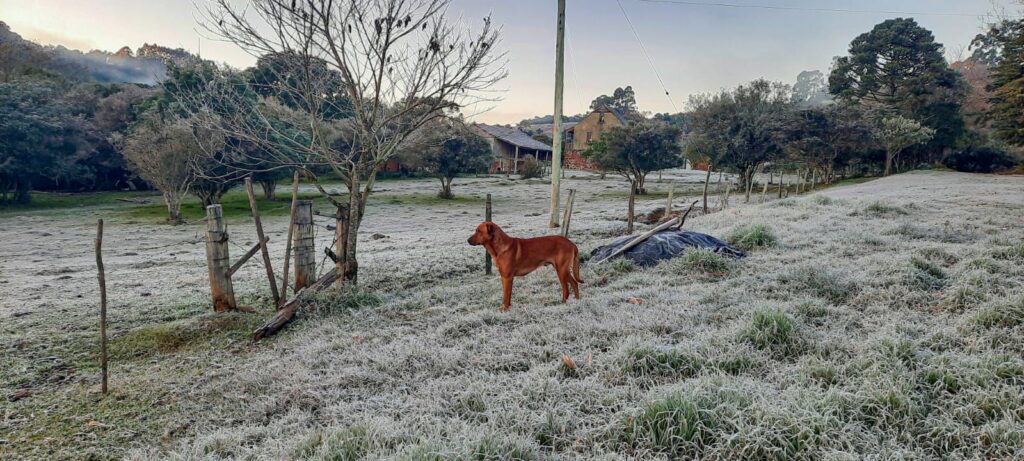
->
[760, 179, 769, 203]
[292, 200, 316, 292]
[279, 171, 300, 301]
[95, 219, 108, 394]
[485, 193, 492, 275]
[778, 172, 785, 199]
[561, 189, 576, 238]
[205, 204, 237, 312]
[335, 202, 352, 286]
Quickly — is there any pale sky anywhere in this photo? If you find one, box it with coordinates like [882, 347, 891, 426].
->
[0, 0, 1012, 124]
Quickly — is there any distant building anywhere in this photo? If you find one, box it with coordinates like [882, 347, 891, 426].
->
[563, 105, 629, 170]
[473, 123, 554, 174]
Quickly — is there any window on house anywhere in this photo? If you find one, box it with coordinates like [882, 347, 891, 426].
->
[586, 131, 592, 143]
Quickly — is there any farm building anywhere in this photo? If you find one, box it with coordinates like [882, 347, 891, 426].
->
[563, 105, 630, 170]
[473, 123, 554, 174]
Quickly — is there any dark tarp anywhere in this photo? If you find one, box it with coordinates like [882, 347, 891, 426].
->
[589, 229, 745, 267]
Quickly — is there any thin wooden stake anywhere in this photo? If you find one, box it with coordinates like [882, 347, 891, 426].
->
[485, 193, 492, 275]
[627, 181, 637, 234]
[778, 172, 785, 199]
[278, 171, 300, 302]
[666, 184, 674, 215]
[760, 179, 769, 203]
[245, 177, 280, 306]
[95, 219, 108, 395]
[561, 189, 576, 238]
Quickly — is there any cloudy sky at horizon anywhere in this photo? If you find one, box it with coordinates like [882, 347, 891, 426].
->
[1, 0, 1013, 124]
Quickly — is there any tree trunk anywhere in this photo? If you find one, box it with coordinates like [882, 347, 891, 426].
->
[702, 166, 712, 214]
[260, 180, 276, 201]
[884, 149, 894, 176]
[438, 177, 453, 199]
[163, 191, 183, 224]
[744, 165, 754, 203]
[636, 173, 647, 195]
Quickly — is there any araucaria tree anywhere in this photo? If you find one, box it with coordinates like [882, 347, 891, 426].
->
[185, 0, 505, 284]
[830, 18, 964, 158]
[582, 121, 683, 195]
[873, 115, 935, 176]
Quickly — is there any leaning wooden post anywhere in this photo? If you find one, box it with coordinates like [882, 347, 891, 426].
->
[245, 177, 280, 306]
[292, 200, 316, 291]
[778, 172, 785, 199]
[561, 189, 576, 238]
[205, 204, 237, 312]
[95, 219, 108, 395]
[760, 179, 769, 203]
[278, 171, 300, 301]
[335, 202, 351, 286]
[627, 181, 637, 234]
[485, 193, 492, 275]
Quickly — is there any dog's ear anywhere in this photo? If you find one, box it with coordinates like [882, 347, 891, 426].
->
[485, 222, 495, 237]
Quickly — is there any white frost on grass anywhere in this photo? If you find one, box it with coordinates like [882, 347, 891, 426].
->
[2, 170, 1024, 460]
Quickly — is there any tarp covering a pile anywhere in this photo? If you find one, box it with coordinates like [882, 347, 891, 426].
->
[589, 229, 745, 267]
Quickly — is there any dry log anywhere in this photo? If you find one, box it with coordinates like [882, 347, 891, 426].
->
[593, 216, 682, 265]
[252, 267, 341, 340]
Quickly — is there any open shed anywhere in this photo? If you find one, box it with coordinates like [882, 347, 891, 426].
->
[473, 123, 554, 174]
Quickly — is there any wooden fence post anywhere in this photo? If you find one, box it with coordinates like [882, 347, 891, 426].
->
[205, 204, 237, 312]
[279, 171, 300, 301]
[627, 181, 637, 234]
[292, 200, 316, 292]
[561, 189, 576, 238]
[485, 193, 492, 275]
[95, 219, 108, 394]
[760, 179, 769, 204]
[778, 172, 785, 199]
[335, 202, 351, 285]
[665, 184, 674, 216]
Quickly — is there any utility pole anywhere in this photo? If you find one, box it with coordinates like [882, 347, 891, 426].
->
[548, 0, 566, 228]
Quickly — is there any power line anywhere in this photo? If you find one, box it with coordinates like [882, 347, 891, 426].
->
[616, 0, 679, 112]
[636, 0, 1002, 18]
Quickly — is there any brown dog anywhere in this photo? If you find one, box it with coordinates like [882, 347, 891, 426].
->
[468, 221, 583, 311]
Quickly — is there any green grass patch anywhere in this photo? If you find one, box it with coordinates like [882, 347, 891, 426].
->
[973, 297, 1024, 328]
[993, 242, 1024, 261]
[308, 288, 384, 315]
[623, 344, 753, 379]
[778, 266, 858, 304]
[727, 224, 777, 250]
[740, 308, 806, 357]
[123, 189, 330, 222]
[0, 190, 159, 214]
[908, 257, 947, 291]
[670, 248, 732, 275]
[861, 201, 908, 217]
[109, 312, 262, 360]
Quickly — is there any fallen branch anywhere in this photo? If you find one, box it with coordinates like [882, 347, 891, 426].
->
[252, 267, 341, 340]
[593, 216, 681, 265]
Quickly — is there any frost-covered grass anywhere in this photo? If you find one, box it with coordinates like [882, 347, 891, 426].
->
[2, 171, 1024, 460]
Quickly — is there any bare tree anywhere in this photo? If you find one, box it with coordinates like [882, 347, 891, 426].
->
[117, 115, 226, 223]
[183, 0, 505, 283]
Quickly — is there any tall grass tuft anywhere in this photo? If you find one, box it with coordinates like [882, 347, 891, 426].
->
[728, 224, 777, 250]
[740, 308, 806, 357]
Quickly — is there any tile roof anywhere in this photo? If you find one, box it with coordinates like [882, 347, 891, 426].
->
[474, 123, 553, 151]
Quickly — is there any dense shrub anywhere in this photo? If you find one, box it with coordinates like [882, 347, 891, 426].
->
[518, 155, 544, 180]
[943, 145, 1019, 173]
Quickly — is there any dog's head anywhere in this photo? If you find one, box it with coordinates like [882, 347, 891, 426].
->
[467, 221, 497, 246]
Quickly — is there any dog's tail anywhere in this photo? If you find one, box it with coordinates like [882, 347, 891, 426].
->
[573, 247, 584, 284]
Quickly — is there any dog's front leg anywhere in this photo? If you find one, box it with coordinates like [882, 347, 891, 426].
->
[500, 276, 513, 312]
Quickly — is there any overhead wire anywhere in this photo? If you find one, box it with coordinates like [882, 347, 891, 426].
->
[616, 0, 679, 112]
[636, 0, 1004, 18]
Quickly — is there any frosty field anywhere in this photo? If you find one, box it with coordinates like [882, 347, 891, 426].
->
[2, 170, 1023, 460]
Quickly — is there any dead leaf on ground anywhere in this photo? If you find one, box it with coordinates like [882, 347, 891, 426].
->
[627, 297, 646, 305]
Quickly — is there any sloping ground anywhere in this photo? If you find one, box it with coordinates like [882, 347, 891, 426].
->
[3, 171, 1023, 460]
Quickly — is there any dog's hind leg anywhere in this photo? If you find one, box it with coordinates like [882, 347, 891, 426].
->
[557, 266, 570, 303]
